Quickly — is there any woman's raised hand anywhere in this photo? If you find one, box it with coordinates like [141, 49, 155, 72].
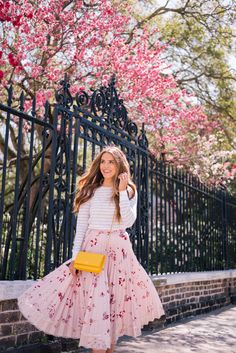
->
[118, 172, 128, 191]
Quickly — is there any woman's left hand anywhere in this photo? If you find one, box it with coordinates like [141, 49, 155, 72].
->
[68, 260, 78, 277]
[118, 172, 128, 191]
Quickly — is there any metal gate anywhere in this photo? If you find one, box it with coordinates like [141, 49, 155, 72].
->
[0, 75, 235, 280]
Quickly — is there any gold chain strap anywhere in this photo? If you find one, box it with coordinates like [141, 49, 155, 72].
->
[104, 208, 116, 253]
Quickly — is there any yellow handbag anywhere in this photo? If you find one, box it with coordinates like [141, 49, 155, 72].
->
[73, 210, 115, 274]
[74, 251, 106, 274]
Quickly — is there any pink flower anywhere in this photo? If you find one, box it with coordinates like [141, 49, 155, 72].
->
[8, 53, 19, 67]
[12, 15, 22, 27]
[103, 312, 109, 320]
[58, 292, 64, 301]
[25, 12, 33, 19]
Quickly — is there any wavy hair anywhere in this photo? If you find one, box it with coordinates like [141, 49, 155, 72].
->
[73, 145, 136, 222]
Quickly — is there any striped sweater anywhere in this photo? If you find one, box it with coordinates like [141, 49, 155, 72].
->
[72, 186, 137, 259]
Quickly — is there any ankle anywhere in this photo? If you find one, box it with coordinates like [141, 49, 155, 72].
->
[106, 344, 115, 353]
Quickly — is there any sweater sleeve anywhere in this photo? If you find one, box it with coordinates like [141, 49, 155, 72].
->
[119, 188, 137, 228]
[72, 199, 90, 259]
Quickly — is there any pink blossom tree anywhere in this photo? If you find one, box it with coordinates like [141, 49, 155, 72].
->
[0, 0, 234, 188]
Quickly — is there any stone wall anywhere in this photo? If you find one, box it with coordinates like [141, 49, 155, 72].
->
[0, 270, 235, 353]
[155, 271, 236, 325]
[0, 299, 44, 352]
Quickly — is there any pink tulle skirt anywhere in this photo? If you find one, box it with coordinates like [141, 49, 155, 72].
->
[18, 229, 165, 350]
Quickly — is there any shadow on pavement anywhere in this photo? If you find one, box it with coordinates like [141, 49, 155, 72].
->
[115, 304, 236, 353]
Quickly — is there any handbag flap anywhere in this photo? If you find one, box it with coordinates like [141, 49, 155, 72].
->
[74, 251, 106, 269]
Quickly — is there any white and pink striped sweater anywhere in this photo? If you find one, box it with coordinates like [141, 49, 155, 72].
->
[72, 186, 137, 259]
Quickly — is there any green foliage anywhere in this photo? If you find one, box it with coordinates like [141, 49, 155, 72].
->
[126, 0, 236, 193]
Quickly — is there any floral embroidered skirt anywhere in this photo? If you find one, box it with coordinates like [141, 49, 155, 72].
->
[18, 229, 165, 350]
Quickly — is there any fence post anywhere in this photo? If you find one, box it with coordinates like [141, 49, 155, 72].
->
[221, 190, 228, 270]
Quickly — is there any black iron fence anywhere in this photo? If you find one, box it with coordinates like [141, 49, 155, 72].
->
[0, 76, 236, 280]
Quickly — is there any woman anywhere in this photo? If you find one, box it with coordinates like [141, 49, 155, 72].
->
[18, 145, 165, 353]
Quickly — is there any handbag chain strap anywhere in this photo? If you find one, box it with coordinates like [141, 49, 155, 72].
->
[104, 208, 116, 254]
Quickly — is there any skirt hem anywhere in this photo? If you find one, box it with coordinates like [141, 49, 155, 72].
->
[18, 296, 165, 348]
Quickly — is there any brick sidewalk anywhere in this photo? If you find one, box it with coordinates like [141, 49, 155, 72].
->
[114, 304, 236, 353]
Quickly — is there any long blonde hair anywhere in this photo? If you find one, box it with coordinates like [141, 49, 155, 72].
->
[73, 145, 136, 222]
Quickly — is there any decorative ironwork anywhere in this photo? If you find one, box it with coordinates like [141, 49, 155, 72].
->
[0, 76, 235, 281]
[138, 123, 149, 148]
[55, 73, 73, 108]
[75, 90, 90, 107]
[57, 74, 142, 139]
